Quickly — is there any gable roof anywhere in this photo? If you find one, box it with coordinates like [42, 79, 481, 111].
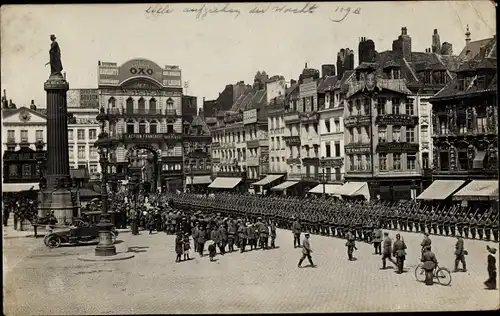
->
[189, 115, 211, 135]
[2, 106, 48, 121]
[317, 76, 338, 93]
[245, 89, 266, 110]
[459, 37, 497, 60]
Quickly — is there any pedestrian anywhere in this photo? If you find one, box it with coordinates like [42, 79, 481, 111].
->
[453, 236, 467, 273]
[393, 233, 407, 274]
[421, 245, 437, 286]
[345, 229, 356, 261]
[381, 232, 397, 270]
[208, 242, 217, 262]
[372, 226, 383, 255]
[484, 245, 497, 290]
[292, 217, 302, 248]
[420, 232, 431, 260]
[183, 233, 191, 261]
[238, 222, 247, 253]
[298, 233, 316, 268]
[270, 220, 277, 249]
[196, 226, 206, 257]
[175, 233, 183, 263]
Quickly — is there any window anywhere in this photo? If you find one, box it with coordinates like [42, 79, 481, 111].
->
[334, 142, 340, 157]
[139, 120, 146, 134]
[458, 78, 466, 91]
[392, 98, 400, 114]
[355, 99, 361, 115]
[7, 130, 14, 140]
[78, 146, 86, 159]
[476, 76, 486, 90]
[356, 127, 362, 143]
[407, 154, 416, 170]
[77, 129, 85, 140]
[138, 98, 146, 113]
[379, 154, 387, 171]
[440, 151, 449, 171]
[458, 151, 468, 170]
[393, 69, 400, 79]
[421, 126, 428, 140]
[325, 143, 331, 157]
[22, 164, 31, 177]
[406, 127, 415, 143]
[167, 124, 174, 134]
[150, 121, 158, 134]
[393, 126, 401, 142]
[36, 130, 43, 141]
[349, 128, 354, 143]
[9, 164, 18, 176]
[349, 155, 355, 171]
[90, 147, 98, 159]
[363, 98, 370, 115]
[126, 97, 134, 114]
[393, 153, 402, 170]
[21, 130, 28, 142]
[406, 99, 414, 115]
[127, 120, 135, 134]
[422, 152, 429, 169]
[69, 147, 74, 159]
[88, 129, 97, 140]
[325, 167, 332, 182]
[166, 98, 175, 114]
[324, 120, 330, 133]
[476, 109, 487, 133]
[89, 164, 98, 174]
[357, 154, 363, 170]
[108, 97, 116, 108]
[149, 98, 157, 112]
[335, 167, 341, 181]
[378, 127, 387, 143]
[424, 71, 431, 84]
[365, 154, 371, 171]
[377, 98, 386, 115]
[334, 119, 340, 132]
[347, 100, 353, 114]
[68, 129, 74, 140]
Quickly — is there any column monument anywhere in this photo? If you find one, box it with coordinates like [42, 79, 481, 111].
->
[38, 34, 76, 224]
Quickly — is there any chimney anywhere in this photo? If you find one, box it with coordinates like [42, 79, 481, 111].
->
[30, 100, 36, 110]
[305, 62, 308, 69]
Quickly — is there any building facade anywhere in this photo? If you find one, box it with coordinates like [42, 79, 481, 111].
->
[268, 96, 287, 174]
[98, 58, 184, 192]
[183, 114, 212, 192]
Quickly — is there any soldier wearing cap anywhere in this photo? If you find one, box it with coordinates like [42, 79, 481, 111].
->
[490, 214, 498, 242]
[219, 224, 227, 255]
[381, 232, 397, 270]
[270, 218, 277, 248]
[292, 217, 302, 248]
[372, 224, 383, 255]
[477, 214, 486, 240]
[463, 212, 470, 239]
[470, 214, 478, 239]
[227, 220, 236, 252]
[421, 245, 437, 286]
[237, 222, 247, 252]
[450, 212, 458, 237]
[345, 229, 356, 261]
[407, 210, 414, 233]
[393, 233, 407, 274]
[431, 211, 438, 235]
[298, 233, 316, 268]
[444, 211, 451, 236]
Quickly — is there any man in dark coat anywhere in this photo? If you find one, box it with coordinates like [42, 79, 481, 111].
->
[453, 236, 467, 272]
[392, 233, 407, 274]
[372, 226, 383, 255]
[238, 223, 247, 253]
[484, 245, 497, 290]
[345, 230, 356, 261]
[195, 226, 206, 257]
[381, 232, 397, 270]
[227, 222, 236, 252]
[298, 233, 316, 268]
[218, 224, 227, 255]
[292, 218, 302, 248]
[270, 219, 277, 249]
[421, 245, 437, 285]
[246, 223, 256, 250]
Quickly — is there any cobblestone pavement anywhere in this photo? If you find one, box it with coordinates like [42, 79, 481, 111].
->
[3, 227, 499, 315]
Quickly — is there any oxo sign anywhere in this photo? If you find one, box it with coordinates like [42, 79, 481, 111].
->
[130, 67, 154, 76]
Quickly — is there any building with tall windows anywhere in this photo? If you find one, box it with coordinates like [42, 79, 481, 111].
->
[98, 58, 184, 192]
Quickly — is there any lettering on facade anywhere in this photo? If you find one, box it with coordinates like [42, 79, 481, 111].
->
[344, 115, 371, 127]
[376, 142, 419, 153]
[123, 133, 182, 142]
[3, 151, 46, 161]
[345, 144, 371, 154]
[246, 140, 259, 149]
[321, 157, 344, 168]
[260, 147, 269, 163]
[224, 113, 243, 124]
[284, 136, 301, 146]
[243, 109, 257, 125]
[125, 144, 161, 158]
[99, 68, 119, 76]
[376, 114, 418, 126]
[129, 67, 154, 76]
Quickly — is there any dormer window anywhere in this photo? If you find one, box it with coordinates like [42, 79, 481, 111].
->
[424, 70, 431, 84]
[393, 69, 400, 79]
[476, 75, 486, 90]
[458, 78, 466, 91]
[434, 70, 447, 85]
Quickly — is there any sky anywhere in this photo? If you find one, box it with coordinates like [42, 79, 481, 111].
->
[0, 1, 496, 109]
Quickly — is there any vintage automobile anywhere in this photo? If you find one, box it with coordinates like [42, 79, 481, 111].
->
[44, 219, 118, 248]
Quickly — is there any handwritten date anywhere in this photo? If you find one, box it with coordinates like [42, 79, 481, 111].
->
[330, 7, 361, 23]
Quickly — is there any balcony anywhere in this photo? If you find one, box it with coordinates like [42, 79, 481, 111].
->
[376, 142, 419, 153]
[122, 133, 182, 143]
[287, 173, 320, 182]
[184, 135, 211, 142]
[161, 169, 184, 177]
[212, 158, 221, 164]
[299, 112, 320, 124]
[216, 171, 246, 178]
[161, 156, 183, 163]
[302, 157, 320, 165]
[211, 142, 220, 148]
[187, 151, 209, 158]
[246, 157, 260, 167]
[286, 157, 301, 164]
[6, 137, 16, 144]
[284, 111, 300, 124]
[284, 136, 301, 146]
[107, 108, 179, 119]
[320, 157, 344, 168]
[344, 115, 371, 128]
[375, 114, 418, 126]
[20, 138, 29, 144]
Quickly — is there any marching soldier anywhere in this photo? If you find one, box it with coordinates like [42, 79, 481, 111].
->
[270, 219, 277, 248]
[453, 235, 467, 273]
[392, 209, 398, 231]
[372, 225, 383, 255]
[457, 211, 464, 237]
[450, 212, 457, 237]
[437, 211, 444, 235]
[345, 229, 356, 261]
[431, 211, 438, 235]
[259, 219, 269, 250]
[470, 215, 478, 239]
[477, 214, 486, 240]
[292, 217, 302, 248]
[400, 210, 407, 232]
[408, 211, 414, 232]
[463, 213, 470, 239]
[419, 211, 426, 233]
[443, 211, 451, 236]
[238, 221, 247, 253]
[227, 221, 236, 252]
[425, 211, 432, 235]
[246, 222, 256, 251]
[491, 214, 498, 242]
[381, 232, 397, 270]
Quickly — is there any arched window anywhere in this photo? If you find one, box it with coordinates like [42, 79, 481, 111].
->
[149, 98, 157, 113]
[108, 97, 116, 108]
[139, 120, 147, 134]
[166, 98, 174, 115]
[150, 120, 158, 134]
[126, 97, 134, 115]
[138, 98, 146, 114]
[127, 119, 135, 134]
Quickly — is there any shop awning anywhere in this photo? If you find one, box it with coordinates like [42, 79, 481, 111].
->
[2, 182, 39, 193]
[308, 184, 343, 195]
[271, 181, 299, 191]
[186, 175, 213, 185]
[452, 180, 499, 201]
[208, 177, 242, 189]
[337, 182, 370, 200]
[473, 151, 486, 169]
[416, 180, 466, 200]
[252, 174, 284, 186]
[78, 188, 101, 199]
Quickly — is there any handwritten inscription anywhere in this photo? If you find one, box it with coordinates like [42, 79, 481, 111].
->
[329, 7, 361, 23]
[145, 3, 358, 21]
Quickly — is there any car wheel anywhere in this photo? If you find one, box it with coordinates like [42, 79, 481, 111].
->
[46, 235, 61, 248]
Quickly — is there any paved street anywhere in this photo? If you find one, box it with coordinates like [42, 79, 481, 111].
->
[3, 226, 499, 315]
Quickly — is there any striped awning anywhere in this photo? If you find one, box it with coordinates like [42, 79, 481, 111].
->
[308, 184, 343, 195]
[271, 181, 299, 191]
[2, 182, 39, 193]
[252, 174, 284, 186]
[186, 175, 212, 185]
[452, 180, 499, 201]
[208, 177, 242, 189]
[416, 180, 466, 200]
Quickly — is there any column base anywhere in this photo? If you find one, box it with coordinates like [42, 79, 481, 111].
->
[38, 187, 78, 224]
[94, 220, 116, 256]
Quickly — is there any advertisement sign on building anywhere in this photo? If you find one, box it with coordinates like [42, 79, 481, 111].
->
[67, 89, 99, 108]
[243, 109, 257, 125]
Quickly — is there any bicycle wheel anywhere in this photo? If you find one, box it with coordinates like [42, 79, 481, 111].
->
[415, 264, 426, 282]
[436, 267, 452, 286]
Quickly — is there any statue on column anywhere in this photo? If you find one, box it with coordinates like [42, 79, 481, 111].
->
[45, 34, 63, 77]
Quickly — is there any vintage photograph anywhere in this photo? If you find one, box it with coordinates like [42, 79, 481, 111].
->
[1, 2, 498, 314]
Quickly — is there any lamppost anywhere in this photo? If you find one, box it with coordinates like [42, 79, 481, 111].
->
[94, 107, 116, 256]
[320, 156, 326, 195]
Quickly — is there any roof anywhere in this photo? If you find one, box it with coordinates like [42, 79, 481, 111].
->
[317, 76, 338, 93]
[286, 83, 299, 96]
[459, 37, 497, 60]
[1, 106, 48, 119]
[245, 89, 266, 110]
[205, 117, 217, 124]
[238, 91, 255, 111]
[188, 115, 211, 135]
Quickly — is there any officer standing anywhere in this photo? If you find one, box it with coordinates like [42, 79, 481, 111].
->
[298, 233, 316, 268]
[453, 236, 467, 272]
[292, 217, 302, 248]
[470, 215, 478, 239]
[345, 229, 356, 261]
[419, 212, 426, 234]
[372, 225, 383, 255]
[393, 233, 407, 274]
[381, 232, 397, 269]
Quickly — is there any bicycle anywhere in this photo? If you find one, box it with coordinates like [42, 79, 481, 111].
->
[415, 262, 452, 286]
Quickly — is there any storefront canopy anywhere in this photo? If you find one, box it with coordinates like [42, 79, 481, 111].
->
[308, 184, 343, 195]
[452, 180, 499, 201]
[186, 175, 213, 185]
[416, 180, 466, 200]
[2, 182, 39, 193]
[336, 182, 370, 200]
[208, 177, 241, 189]
[252, 174, 284, 186]
[271, 181, 299, 191]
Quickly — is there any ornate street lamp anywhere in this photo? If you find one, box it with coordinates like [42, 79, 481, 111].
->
[94, 107, 116, 256]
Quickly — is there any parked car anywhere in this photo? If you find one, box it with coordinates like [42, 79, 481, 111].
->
[44, 219, 118, 248]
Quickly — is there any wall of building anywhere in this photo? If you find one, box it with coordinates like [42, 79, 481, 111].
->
[67, 108, 100, 174]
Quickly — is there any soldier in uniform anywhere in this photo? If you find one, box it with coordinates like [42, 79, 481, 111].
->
[477, 214, 486, 240]
[393, 233, 407, 274]
[431, 211, 438, 235]
[270, 219, 277, 248]
[227, 221, 236, 252]
[491, 214, 498, 242]
[219, 224, 228, 255]
[345, 229, 356, 261]
[246, 222, 256, 251]
[372, 225, 383, 255]
[470, 215, 478, 239]
[381, 232, 397, 269]
[195, 225, 206, 257]
[437, 212, 445, 235]
[443, 212, 451, 236]
[192, 222, 199, 253]
[400, 210, 407, 232]
[392, 209, 398, 231]
[450, 212, 457, 237]
[456, 211, 464, 237]
[453, 235, 467, 272]
[408, 211, 414, 232]
[292, 217, 302, 248]
[238, 222, 247, 253]
[419, 211, 426, 233]
[259, 219, 269, 250]
[463, 213, 470, 239]
[425, 211, 432, 235]
[484, 215, 492, 241]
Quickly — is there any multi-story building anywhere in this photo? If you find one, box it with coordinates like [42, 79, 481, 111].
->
[343, 28, 461, 201]
[203, 81, 252, 118]
[2, 99, 47, 193]
[181, 95, 198, 124]
[98, 58, 184, 192]
[183, 114, 212, 192]
[268, 95, 287, 174]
